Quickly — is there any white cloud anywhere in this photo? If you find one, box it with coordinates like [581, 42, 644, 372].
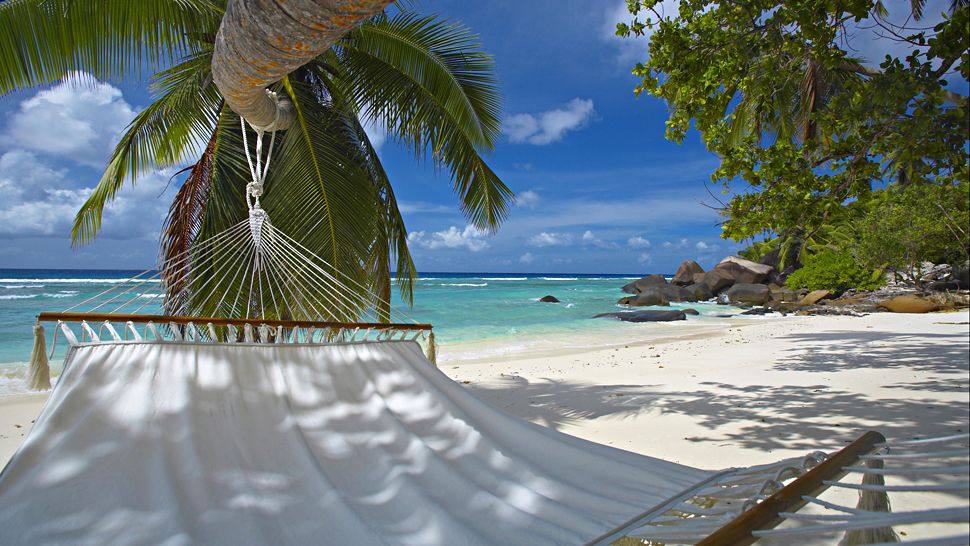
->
[503, 98, 595, 145]
[662, 238, 691, 249]
[3, 72, 136, 166]
[398, 201, 453, 215]
[516, 189, 541, 208]
[0, 189, 86, 237]
[519, 252, 535, 265]
[638, 253, 653, 264]
[527, 231, 573, 247]
[695, 241, 710, 250]
[0, 150, 176, 240]
[627, 236, 651, 248]
[581, 230, 618, 249]
[407, 225, 489, 252]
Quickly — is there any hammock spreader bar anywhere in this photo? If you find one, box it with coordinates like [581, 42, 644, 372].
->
[694, 431, 885, 545]
[36, 312, 432, 332]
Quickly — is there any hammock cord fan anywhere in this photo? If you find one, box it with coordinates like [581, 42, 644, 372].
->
[28, 94, 436, 389]
[9, 94, 968, 545]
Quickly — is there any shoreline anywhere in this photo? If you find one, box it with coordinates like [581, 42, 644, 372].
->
[3, 310, 966, 468]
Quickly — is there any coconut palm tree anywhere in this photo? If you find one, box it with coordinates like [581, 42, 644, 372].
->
[0, 1, 511, 321]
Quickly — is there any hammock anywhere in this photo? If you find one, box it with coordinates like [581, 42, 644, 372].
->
[3, 109, 966, 544]
[2, 332, 968, 545]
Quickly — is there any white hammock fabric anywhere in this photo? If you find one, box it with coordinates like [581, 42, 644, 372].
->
[0, 339, 714, 545]
[6, 340, 968, 545]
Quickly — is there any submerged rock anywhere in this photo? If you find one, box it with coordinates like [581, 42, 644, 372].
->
[538, 295, 560, 303]
[593, 310, 687, 322]
[682, 308, 700, 315]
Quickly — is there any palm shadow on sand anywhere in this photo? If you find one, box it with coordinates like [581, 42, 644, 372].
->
[465, 327, 969, 454]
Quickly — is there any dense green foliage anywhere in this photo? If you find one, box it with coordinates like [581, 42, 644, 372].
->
[0, 2, 512, 320]
[618, 0, 969, 283]
[785, 250, 884, 293]
[853, 182, 969, 284]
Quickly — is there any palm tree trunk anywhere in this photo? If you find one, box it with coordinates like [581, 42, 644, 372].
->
[212, 0, 392, 130]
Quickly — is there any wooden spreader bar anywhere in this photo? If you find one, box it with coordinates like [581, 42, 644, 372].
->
[37, 312, 433, 332]
[696, 430, 887, 546]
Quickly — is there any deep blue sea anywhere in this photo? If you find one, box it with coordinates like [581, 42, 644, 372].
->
[0, 269, 743, 395]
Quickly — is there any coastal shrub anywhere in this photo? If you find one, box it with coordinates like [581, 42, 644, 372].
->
[851, 182, 970, 286]
[785, 250, 883, 293]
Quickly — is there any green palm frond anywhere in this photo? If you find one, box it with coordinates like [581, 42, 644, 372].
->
[272, 77, 378, 269]
[339, 13, 512, 230]
[0, 0, 219, 96]
[343, 13, 501, 147]
[71, 51, 221, 245]
[350, 114, 417, 308]
[310, 56, 417, 315]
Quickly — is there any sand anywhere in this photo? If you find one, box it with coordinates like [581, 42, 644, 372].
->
[3, 311, 967, 465]
[445, 311, 969, 468]
[1, 310, 967, 538]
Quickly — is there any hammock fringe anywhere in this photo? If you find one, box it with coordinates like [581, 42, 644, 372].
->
[842, 458, 897, 545]
[426, 331, 437, 366]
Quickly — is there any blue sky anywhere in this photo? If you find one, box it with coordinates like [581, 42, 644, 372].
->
[0, 0, 958, 273]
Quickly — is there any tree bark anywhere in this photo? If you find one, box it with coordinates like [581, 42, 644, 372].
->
[212, 0, 392, 131]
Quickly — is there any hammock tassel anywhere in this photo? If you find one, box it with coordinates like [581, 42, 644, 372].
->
[27, 322, 51, 391]
[426, 331, 437, 366]
[841, 458, 896, 545]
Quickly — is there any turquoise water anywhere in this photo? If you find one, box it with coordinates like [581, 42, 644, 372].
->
[0, 269, 743, 395]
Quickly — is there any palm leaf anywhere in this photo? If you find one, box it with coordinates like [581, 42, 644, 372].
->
[342, 13, 501, 147]
[0, 0, 218, 96]
[72, 50, 221, 245]
[338, 13, 513, 230]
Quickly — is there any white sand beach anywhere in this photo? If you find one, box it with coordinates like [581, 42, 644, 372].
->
[0, 310, 966, 542]
[3, 311, 967, 469]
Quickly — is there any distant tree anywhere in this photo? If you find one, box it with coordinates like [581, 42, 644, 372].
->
[852, 182, 970, 286]
[617, 0, 969, 259]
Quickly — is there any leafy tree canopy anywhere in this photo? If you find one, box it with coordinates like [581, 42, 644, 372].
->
[617, 0, 969, 251]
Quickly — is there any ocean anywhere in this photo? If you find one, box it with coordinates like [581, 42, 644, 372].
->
[0, 269, 743, 396]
